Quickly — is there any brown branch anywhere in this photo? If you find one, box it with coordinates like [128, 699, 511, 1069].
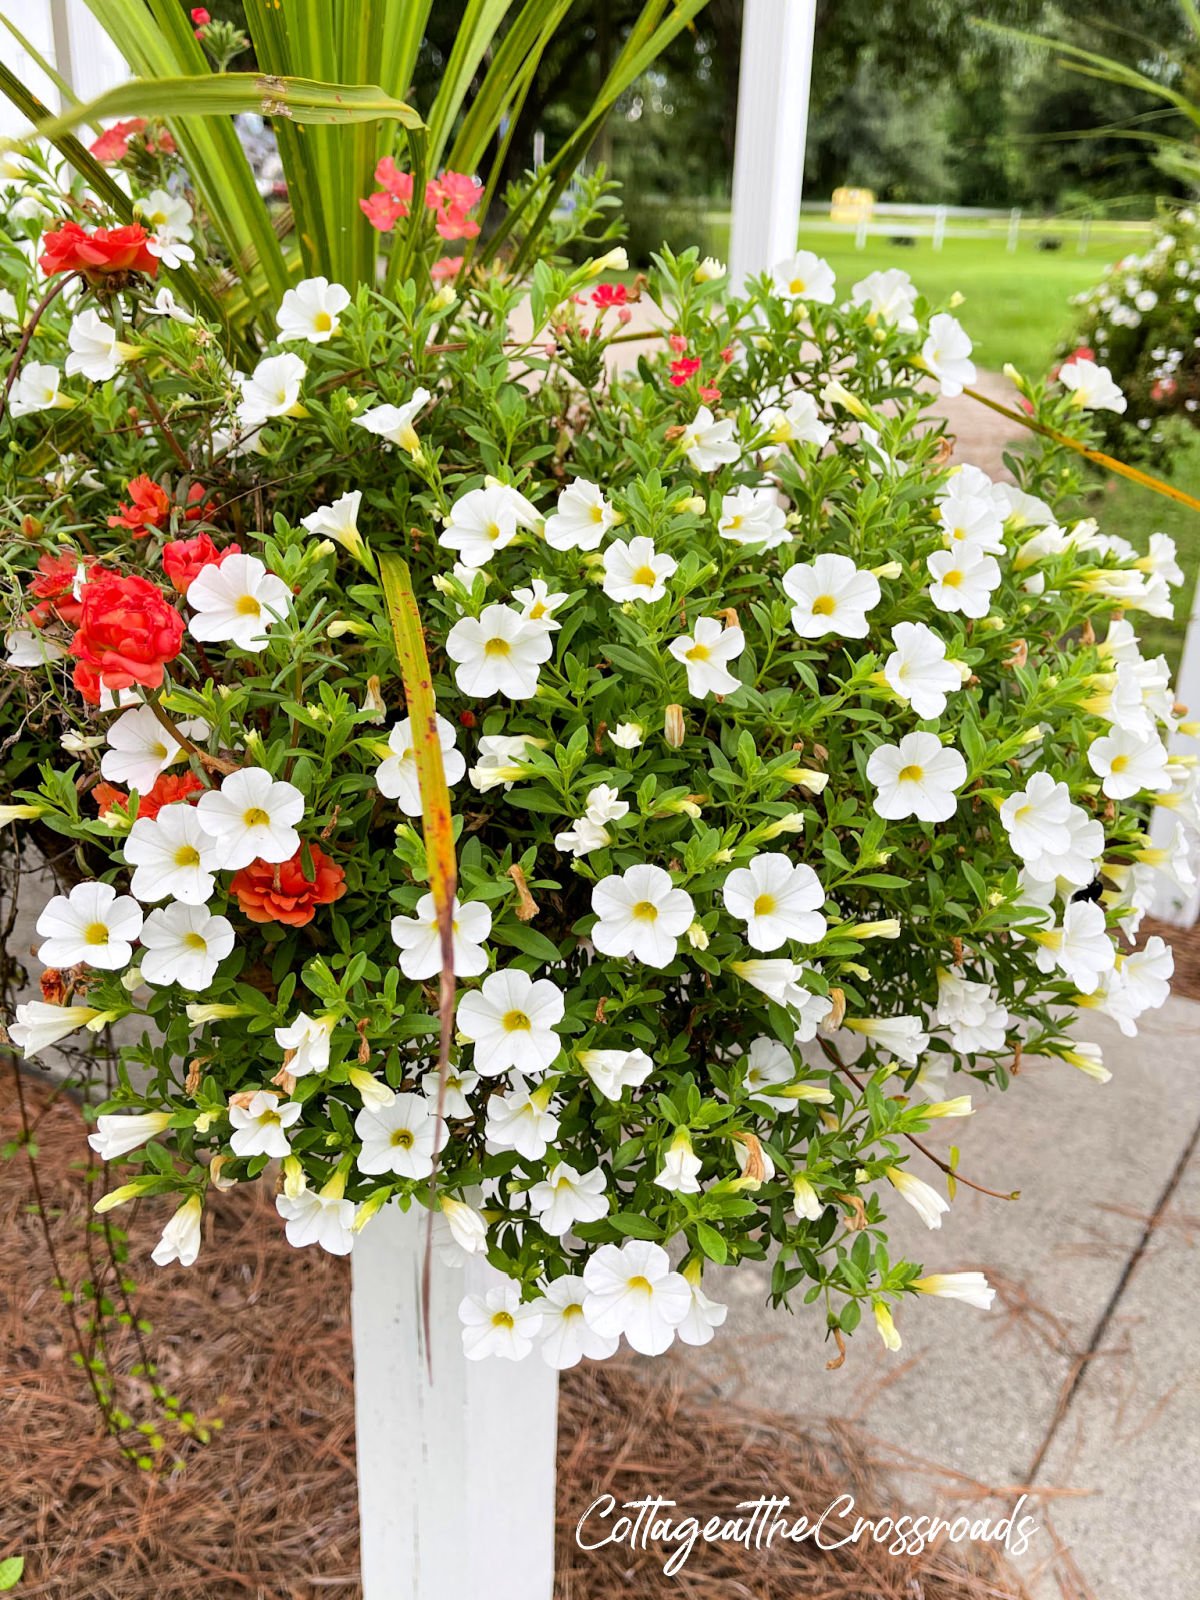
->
[1, 271, 79, 420]
[146, 697, 239, 777]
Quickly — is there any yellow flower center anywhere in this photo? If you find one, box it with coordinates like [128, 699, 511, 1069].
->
[632, 900, 659, 923]
[685, 642, 710, 662]
[590, 504, 606, 523]
[243, 807, 270, 827]
[484, 636, 512, 658]
[811, 594, 836, 615]
[85, 921, 110, 946]
[174, 844, 201, 868]
[236, 594, 262, 616]
[633, 565, 658, 587]
[485, 521, 502, 543]
[942, 569, 963, 588]
[561, 1301, 584, 1320]
[753, 893, 777, 917]
[183, 931, 208, 953]
[627, 1275, 653, 1293]
[1109, 753, 1129, 773]
[898, 764, 924, 783]
[491, 1310, 515, 1329]
[789, 277, 807, 294]
[502, 1009, 532, 1033]
[313, 310, 333, 332]
[391, 1128, 415, 1148]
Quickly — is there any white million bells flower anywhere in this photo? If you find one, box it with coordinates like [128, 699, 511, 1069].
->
[390, 893, 491, 979]
[36, 881, 142, 970]
[926, 543, 1001, 618]
[459, 1284, 543, 1361]
[912, 1271, 996, 1309]
[9, 1001, 109, 1059]
[718, 486, 788, 548]
[101, 704, 186, 790]
[679, 404, 739, 471]
[581, 1240, 691, 1356]
[151, 1196, 203, 1268]
[88, 1111, 172, 1161]
[602, 535, 677, 602]
[654, 1130, 703, 1194]
[742, 1037, 801, 1109]
[783, 553, 881, 639]
[456, 967, 565, 1076]
[187, 553, 293, 651]
[66, 308, 135, 382]
[485, 1076, 560, 1160]
[543, 479, 616, 551]
[276, 1184, 357, 1255]
[850, 267, 918, 330]
[276, 276, 351, 344]
[527, 1162, 610, 1235]
[886, 1166, 950, 1229]
[124, 804, 218, 904]
[935, 968, 1011, 1053]
[759, 390, 830, 454]
[301, 489, 369, 562]
[882, 622, 963, 719]
[677, 1273, 729, 1347]
[591, 864, 695, 967]
[729, 959, 832, 1040]
[514, 579, 566, 632]
[533, 1276, 618, 1369]
[1059, 357, 1127, 413]
[771, 250, 836, 304]
[867, 732, 967, 822]
[1029, 899, 1116, 994]
[445, 604, 552, 698]
[1093, 936, 1174, 1036]
[375, 714, 465, 815]
[468, 732, 536, 792]
[275, 1012, 335, 1076]
[353, 388, 432, 456]
[1000, 772, 1102, 887]
[440, 482, 541, 568]
[844, 1013, 930, 1065]
[937, 486, 1006, 554]
[1087, 727, 1170, 800]
[196, 767, 305, 869]
[668, 616, 745, 698]
[921, 312, 976, 397]
[235, 352, 306, 427]
[10, 361, 67, 417]
[229, 1090, 302, 1158]
[578, 1046, 655, 1100]
[140, 902, 235, 987]
[355, 1092, 446, 1179]
[721, 852, 826, 950]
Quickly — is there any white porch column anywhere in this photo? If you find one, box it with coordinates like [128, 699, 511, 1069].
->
[1150, 587, 1200, 926]
[351, 1202, 559, 1600]
[728, 0, 818, 288]
[0, 1, 127, 138]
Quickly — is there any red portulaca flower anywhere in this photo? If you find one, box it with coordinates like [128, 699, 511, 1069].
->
[93, 770, 205, 821]
[108, 477, 214, 540]
[88, 118, 146, 164]
[69, 571, 184, 701]
[39, 221, 159, 280]
[27, 551, 86, 627]
[668, 357, 702, 387]
[161, 532, 241, 595]
[229, 844, 347, 927]
[591, 283, 628, 309]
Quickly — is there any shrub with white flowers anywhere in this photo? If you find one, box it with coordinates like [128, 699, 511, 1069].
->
[1065, 205, 1200, 460]
[1, 159, 1190, 1369]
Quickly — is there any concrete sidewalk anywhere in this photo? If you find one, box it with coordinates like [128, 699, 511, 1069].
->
[676, 995, 1200, 1598]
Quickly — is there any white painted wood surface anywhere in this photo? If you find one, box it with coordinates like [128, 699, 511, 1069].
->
[728, 0, 818, 287]
[1151, 583, 1200, 927]
[351, 1203, 559, 1600]
[0, 0, 126, 138]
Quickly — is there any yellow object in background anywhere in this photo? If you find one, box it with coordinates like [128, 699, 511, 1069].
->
[830, 186, 874, 223]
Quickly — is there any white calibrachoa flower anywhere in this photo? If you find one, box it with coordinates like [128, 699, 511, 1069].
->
[609, 722, 644, 749]
[151, 1196, 203, 1269]
[772, 249, 836, 304]
[668, 616, 745, 698]
[912, 1272, 996, 1310]
[581, 1240, 692, 1356]
[533, 1276, 618, 1369]
[459, 1284, 543, 1361]
[1000, 773, 1102, 887]
[1028, 899, 1116, 994]
[654, 1129, 703, 1194]
[485, 1076, 560, 1160]
[301, 489, 368, 562]
[602, 535, 677, 602]
[730, 958, 832, 1040]
[230, 1090, 302, 1158]
[1087, 728, 1170, 800]
[867, 732, 967, 822]
[275, 1013, 335, 1077]
[721, 852, 826, 950]
[66, 308, 135, 382]
[759, 390, 831, 453]
[1059, 357, 1127, 413]
[457, 967, 565, 1076]
[88, 1111, 172, 1161]
[543, 479, 615, 550]
[845, 1014, 930, 1065]
[100, 705, 185, 791]
[514, 579, 566, 631]
[196, 767, 305, 869]
[276, 1184, 356, 1256]
[591, 864, 695, 967]
[423, 1066, 479, 1120]
[921, 312, 976, 397]
[140, 902, 235, 988]
[679, 404, 739, 471]
[718, 486, 788, 548]
[850, 267, 918, 330]
[783, 553, 881, 639]
[356, 1092, 446, 1178]
[935, 969, 1010, 1054]
[124, 805, 218, 905]
[375, 714, 465, 815]
[741, 1037, 800, 1109]
[6, 627, 67, 665]
[10, 361, 69, 416]
[527, 1162, 609, 1235]
[926, 542, 1002, 618]
[187, 553, 293, 651]
[390, 893, 491, 979]
[440, 482, 541, 568]
[886, 1166, 950, 1229]
[36, 881, 143, 970]
[276, 276, 351, 344]
[445, 603, 552, 698]
[578, 1047, 655, 1100]
[677, 1270, 729, 1347]
[468, 732, 538, 792]
[937, 489, 1006, 554]
[9, 1001, 111, 1059]
[353, 387, 432, 455]
[882, 622, 963, 719]
[1089, 936, 1173, 1036]
[236, 352, 306, 427]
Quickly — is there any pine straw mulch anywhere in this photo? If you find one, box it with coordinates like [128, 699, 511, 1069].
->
[3, 1066, 1063, 1600]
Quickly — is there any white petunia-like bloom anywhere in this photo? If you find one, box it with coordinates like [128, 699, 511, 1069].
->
[1060, 357, 1127, 413]
[581, 1240, 692, 1356]
[187, 552, 293, 652]
[654, 1129, 703, 1194]
[1091, 936, 1173, 1037]
[9, 1001, 108, 1059]
[935, 968, 1010, 1054]
[459, 1284, 543, 1361]
[457, 967, 565, 1076]
[100, 705, 185, 792]
[274, 1012, 335, 1076]
[602, 535, 677, 602]
[485, 1075, 560, 1161]
[422, 1065, 480, 1120]
[850, 267, 918, 330]
[729, 958, 832, 1040]
[514, 579, 567, 632]
[926, 542, 1002, 619]
[1087, 727, 1170, 800]
[718, 486, 788, 548]
[882, 622, 963, 719]
[36, 881, 143, 970]
[65, 308, 134, 382]
[390, 892, 492, 980]
[1140, 531, 1184, 588]
[375, 714, 465, 815]
[125, 804, 218, 905]
[236, 352, 306, 427]
[668, 616, 745, 698]
[921, 312, 976, 397]
[527, 1162, 610, 1236]
[845, 1013, 930, 1065]
[772, 249, 836, 304]
[229, 1089, 302, 1158]
[783, 553, 881, 639]
[1029, 899, 1116, 994]
[1000, 773, 1102, 888]
[440, 482, 541, 568]
[577, 1046, 655, 1100]
[867, 731, 967, 823]
[356, 1092, 446, 1178]
[543, 479, 616, 551]
[554, 816, 611, 859]
[10, 361, 68, 417]
[468, 732, 538, 792]
[445, 604, 552, 699]
[145, 286, 195, 323]
[276, 1185, 356, 1256]
[741, 1037, 799, 1109]
[6, 627, 68, 666]
[140, 902, 235, 988]
[609, 722, 644, 749]
[196, 767, 305, 870]
[533, 1276, 619, 1369]
[151, 1196, 203, 1269]
[301, 489, 369, 561]
[937, 489, 1006, 555]
[437, 1195, 487, 1259]
[352, 387, 432, 456]
[887, 1166, 950, 1229]
[88, 1110, 172, 1161]
[591, 864, 695, 968]
[758, 390, 831, 454]
[680, 404, 740, 471]
[722, 852, 826, 950]
[677, 1275, 729, 1347]
[912, 1271, 995, 1309]
[276, 276, 351, 344]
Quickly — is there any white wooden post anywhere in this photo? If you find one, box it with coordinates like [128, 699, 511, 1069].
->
[728, 0, 817, 287]
[1007, 207, 1021, 253]
[0, 0, 127, 138]
[351, 1203, 559, 1600]
[932, 204, 947, 252]
[1150, 584, 1200, 926]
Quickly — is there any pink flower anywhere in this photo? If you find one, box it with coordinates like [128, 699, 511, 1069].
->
[431, 256, 464, 283]
[592, 283, 628, 309]
[426, 171, 484, 241]
[375, 158, 414, 207]
[669, 333, 689, 355]
[360, 191, 405, 233]
[699, 383, 721, 404]
[668, 357, 701, 387]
